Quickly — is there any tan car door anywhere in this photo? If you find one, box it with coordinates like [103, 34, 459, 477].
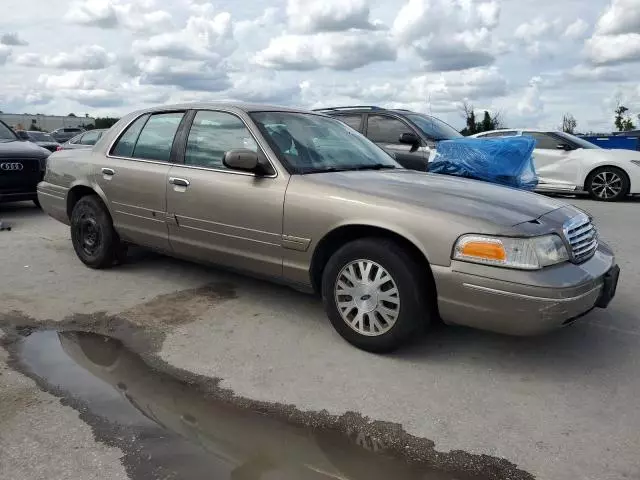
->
[165, 109, 287, 278]
[97, 111, 186, 251]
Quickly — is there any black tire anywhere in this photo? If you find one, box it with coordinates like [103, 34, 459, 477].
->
[586, 166, 630, 202]
[70, 195, 121, 269]
[321, 238, 433, 353]
[33, 198, 41, 209]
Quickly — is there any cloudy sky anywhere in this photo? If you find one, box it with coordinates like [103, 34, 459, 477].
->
[1, 0, 639, 132]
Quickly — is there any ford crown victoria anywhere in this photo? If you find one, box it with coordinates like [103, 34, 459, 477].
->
[37, 103, 619, 352]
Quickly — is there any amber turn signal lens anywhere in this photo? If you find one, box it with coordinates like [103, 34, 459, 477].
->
[460, 241, 507, 261]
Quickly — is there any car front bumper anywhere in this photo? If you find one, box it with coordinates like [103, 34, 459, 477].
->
[432, 243, 618, 336]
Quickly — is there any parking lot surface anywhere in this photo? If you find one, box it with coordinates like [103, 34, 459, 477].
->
[1, 197, 639, 480]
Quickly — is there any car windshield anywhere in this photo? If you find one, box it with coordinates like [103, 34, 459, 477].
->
[554, 131, 601, 149]
[28, 131, 55, 142]
[0, 122, 18, 142]
[250, 112, 400, 174]
[405, 114, 463, 141]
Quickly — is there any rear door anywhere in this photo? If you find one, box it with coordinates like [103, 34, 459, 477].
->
[165, 109, 287, 278]
[97, 111, 186, 251]
[364, 114, 428, 170]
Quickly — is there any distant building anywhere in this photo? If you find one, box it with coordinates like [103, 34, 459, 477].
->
[0, 113, 96, 132]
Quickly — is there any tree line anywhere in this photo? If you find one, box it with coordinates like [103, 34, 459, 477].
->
[459, 102, 638, 136]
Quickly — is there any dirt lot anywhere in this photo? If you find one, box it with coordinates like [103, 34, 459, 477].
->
[1, 198, 639, 480]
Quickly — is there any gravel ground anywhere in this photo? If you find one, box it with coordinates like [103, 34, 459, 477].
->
[0, 197, 639, 480]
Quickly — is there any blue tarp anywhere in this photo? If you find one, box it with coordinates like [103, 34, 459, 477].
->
[429, 137, 538, 190]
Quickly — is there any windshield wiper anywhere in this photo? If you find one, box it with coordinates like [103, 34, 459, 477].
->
[348, 164, 397, 171]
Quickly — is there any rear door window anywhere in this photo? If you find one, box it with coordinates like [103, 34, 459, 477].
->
[132, 113, 185, 162]
[79, 130, 101, 145]
[111, 115, 150, 157]
[334, 114, 363, 131]
[523, 132, 559, 149]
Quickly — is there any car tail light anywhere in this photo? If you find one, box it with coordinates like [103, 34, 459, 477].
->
[56, 145, 62, 151]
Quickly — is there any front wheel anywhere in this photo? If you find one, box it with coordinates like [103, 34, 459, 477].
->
[321, 238, 433, 353]
[586, 167, 630, 201]
[70, 195, 122, 269]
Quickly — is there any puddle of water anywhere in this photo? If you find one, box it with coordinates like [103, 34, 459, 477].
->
[13, 330, 488, 480]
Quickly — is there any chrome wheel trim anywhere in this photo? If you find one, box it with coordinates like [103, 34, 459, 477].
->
[591, 171, 623, 199]
[334, 259, 400, 337]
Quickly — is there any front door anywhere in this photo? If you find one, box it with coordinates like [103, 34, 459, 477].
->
[166, 110, 287, 278]
[365, 114, 428, 170]
[523, 132, 579, 189]
[96, 111, 186, 251]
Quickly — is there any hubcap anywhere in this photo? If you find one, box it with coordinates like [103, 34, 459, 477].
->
[591, 171, 622, 199]
[78, 214, 101, 256]
[334, 260, 400, 337]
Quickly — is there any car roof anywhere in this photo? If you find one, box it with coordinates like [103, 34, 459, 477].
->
[312, 105, 422, 116]
[130, 102, 314, 116]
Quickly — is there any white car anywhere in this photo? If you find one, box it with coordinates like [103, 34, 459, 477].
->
[472, 129, 640, 201]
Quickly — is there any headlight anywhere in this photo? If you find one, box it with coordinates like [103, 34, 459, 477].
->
[453, 234, 569, 270]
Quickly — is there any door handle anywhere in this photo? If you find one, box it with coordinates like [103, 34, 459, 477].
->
[169, 177, 190, 187]
[101, 168, 115, 176]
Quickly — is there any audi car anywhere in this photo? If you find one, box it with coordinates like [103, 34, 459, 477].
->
[1, 120, 50, 206]
[15, 130, 61, 152]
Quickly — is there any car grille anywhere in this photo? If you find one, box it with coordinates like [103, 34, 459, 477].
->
[564, 214, 598, 263]
[0, 158, 43, 190]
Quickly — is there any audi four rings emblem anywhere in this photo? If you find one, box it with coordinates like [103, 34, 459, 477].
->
[0, 163, 23, 171]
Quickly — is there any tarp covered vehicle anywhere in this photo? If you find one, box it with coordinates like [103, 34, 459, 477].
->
[429, 136, 538, 190]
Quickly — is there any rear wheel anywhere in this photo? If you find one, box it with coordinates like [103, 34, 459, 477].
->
[321, 238, 432, 353]
[70, 195, 123, 269]
[586, 167, 630, 201]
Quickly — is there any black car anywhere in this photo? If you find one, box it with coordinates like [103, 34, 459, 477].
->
[50, 126, 85, 143]
[313, 106, 462, 171]
[15, 130, 61, 152]
[0, 120, 50, 206]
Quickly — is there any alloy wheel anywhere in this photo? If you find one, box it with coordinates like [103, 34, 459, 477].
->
[334, 260, 400, 337]
[591, 171, 623, 200]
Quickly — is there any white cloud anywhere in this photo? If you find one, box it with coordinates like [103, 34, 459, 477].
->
[392, 0, 501, 70]
[65, 0, 119, 28]
[16, 46, 115, 70]
[586, 0, 640, 66]
[586, 33, 640, 65]
[133, 11, 235, 61]
[137, 57, 231, 92]
[0, 45, 10, 65]
[1, 33, 28, 46]
[64, 0, 172, 33]
[595, 0, 640, 36]
[564, 18, 589, 39]
[286, 0, 380, 33]
[254, 32, 396, 70]
[517, 77, 544, 118]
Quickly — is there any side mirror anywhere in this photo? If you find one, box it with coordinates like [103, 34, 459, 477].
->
[556, 143, 572, 151]
[223, 149, 260, 172]
[399, 132, 420, 146]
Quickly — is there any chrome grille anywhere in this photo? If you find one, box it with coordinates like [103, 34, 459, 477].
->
[563, 214, 598, 263]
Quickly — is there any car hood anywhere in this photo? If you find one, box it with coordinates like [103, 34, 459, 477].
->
[0, 140, 50, 159]
[303, 170, 568, 227]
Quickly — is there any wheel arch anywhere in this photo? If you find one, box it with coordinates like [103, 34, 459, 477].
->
[583, 164, 631, 191]
[309, 223, 436, 297]
[66, 182, 112, 221]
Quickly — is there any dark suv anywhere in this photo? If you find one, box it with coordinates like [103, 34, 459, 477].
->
[0, 120, 50, 206]
[314, 106, 462, 170]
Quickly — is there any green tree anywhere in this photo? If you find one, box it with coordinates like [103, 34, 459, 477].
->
[614, 105, 635, 131]
[460, 101, 504, 135]
[94, 117, 120, 129]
